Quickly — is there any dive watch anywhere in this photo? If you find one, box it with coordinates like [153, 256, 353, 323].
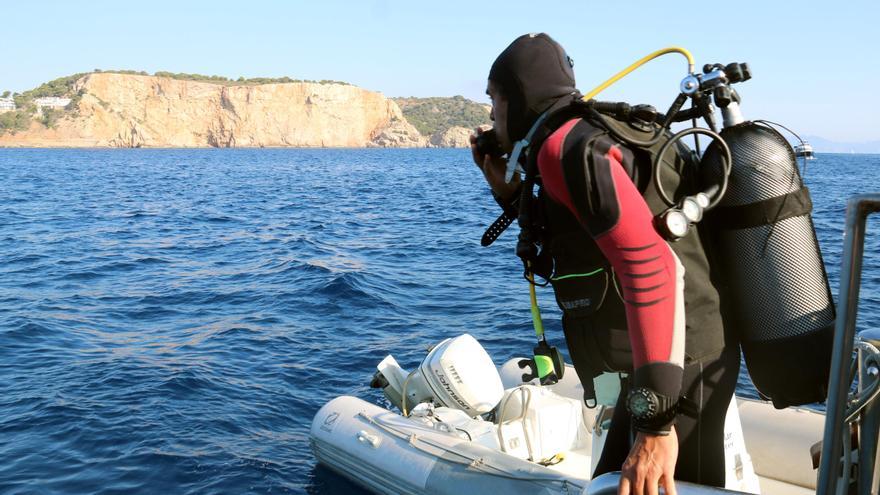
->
[626, 387, 678, 422]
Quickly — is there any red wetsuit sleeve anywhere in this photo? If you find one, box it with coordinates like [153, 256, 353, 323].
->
[538, 121, 685, 402]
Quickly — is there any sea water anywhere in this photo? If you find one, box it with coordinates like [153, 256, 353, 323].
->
[0, 148, 878, 493]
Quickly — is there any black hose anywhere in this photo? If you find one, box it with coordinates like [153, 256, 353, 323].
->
[654, 127, 732, 209]
[753, 119, 810, 180]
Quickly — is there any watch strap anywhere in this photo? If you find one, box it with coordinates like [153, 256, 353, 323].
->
[481, 211, 516, 247]
[628, 388, 679, 434]
[481, 187, 522, 247]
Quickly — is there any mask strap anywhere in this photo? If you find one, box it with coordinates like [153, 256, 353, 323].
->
[505, 110, 552, 183]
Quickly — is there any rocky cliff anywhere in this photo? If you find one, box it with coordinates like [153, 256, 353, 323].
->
[430, 126, 473, 147]
[0, 73, 431, 148]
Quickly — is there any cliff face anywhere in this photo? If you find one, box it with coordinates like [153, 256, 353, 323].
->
[0, 73, 427, 148]
[430, 126, 473, 148]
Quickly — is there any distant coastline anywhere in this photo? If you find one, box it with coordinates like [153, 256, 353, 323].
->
[800, 137, 880, 155]
[0, 71, 490, 149]
[3, 71, 876, 152]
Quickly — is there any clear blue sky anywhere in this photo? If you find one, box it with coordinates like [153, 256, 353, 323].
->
[4, 0, 878, 141]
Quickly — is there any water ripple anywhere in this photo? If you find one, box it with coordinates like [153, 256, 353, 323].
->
[0, 149, 877, 493]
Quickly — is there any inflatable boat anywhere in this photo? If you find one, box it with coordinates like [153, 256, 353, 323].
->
[310, 334, 823, 495]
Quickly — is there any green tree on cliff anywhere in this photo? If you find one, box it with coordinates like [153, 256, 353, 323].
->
[392, 96, 491, 136]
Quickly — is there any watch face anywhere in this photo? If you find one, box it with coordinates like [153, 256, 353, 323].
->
[628, 388, 659, 419]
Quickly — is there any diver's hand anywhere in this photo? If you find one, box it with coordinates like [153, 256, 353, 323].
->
[618, 429, 678, 495]
[470, 126, 519, 202]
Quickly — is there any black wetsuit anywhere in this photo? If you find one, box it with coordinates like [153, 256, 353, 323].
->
[536, 116, 738, 486]
[487, 32, 739, 486]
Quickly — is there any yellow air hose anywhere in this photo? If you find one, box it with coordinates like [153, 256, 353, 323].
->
[526, 264, 544, 338]
[581, 46, 694, 101]
[525, 46, 694, 343]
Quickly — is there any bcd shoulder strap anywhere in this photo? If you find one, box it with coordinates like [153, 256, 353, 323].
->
[481, 97, 662, 248]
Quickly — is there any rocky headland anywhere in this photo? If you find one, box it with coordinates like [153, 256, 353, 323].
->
[0, 72, 489, 148]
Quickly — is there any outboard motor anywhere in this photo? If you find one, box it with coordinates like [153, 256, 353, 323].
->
[702, 121, 835, 408]
[370, 334, 505, 417]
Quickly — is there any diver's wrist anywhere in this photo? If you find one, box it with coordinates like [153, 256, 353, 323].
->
[633, 426, 673, 436]
[627, 386, 678, 433]
[492, 184, 521, 215]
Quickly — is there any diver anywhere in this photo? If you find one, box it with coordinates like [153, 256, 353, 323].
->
[471, 33, 740, 495]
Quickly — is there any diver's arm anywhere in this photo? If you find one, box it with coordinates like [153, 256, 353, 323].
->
[581, 140, 686, 424]
[538, 125, 683, 495]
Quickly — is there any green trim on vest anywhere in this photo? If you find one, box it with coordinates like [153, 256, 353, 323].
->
[551, 267, 605, 281]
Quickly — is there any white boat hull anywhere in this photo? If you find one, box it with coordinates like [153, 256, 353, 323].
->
[311, 395, 589, 495]
[311, 359, 825, 495]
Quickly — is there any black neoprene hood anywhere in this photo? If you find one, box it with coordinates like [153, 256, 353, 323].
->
[488, 33, 578, 142]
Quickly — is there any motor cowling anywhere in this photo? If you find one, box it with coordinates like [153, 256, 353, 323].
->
[373, 334, 505, 417]
[701, 122, 834, 409]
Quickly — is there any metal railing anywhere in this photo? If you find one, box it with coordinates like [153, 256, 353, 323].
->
[818, 194, 880, 495]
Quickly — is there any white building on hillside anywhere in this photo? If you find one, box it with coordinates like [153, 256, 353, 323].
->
[34, 96, 71, 109]
[0, 97, 15, 112]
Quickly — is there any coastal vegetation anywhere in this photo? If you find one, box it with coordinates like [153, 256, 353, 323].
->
[88, 69, 349, 86]
[40, 108, 60, 129]
[13, 73, 87, 103]
[1, 73, 87, 132]
[151, 72, 350, 86]
[392, 96, 490, 136]
[0, 110, 32, 133]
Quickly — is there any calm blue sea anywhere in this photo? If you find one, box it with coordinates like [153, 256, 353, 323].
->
[0, 148, 878, 494]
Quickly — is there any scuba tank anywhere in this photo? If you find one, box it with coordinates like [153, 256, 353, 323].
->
[701, 121, 835, 409]
[622, 60, 836, 408]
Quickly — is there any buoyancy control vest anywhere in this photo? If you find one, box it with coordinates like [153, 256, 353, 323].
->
[526, 112, 727, 388]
